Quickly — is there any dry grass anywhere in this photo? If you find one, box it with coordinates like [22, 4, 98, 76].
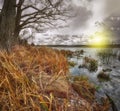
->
[0, 45, 69, 111]
[55, 49, 74, 57]
[72, 76, 95, 103]
[11, 45, 69, 75]
[0, 45, 111, 111]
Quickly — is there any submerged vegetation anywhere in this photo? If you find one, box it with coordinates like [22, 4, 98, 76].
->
[0, 45, 111, 110]
[83, 57, 98, 72]
[118, 55, 120, 61]
[68, 61, 77, 67]
[97, 49, 115, 64]
[97, 71, 110, 82]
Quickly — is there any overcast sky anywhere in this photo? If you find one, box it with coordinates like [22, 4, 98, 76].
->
[0, 0, 120, 38]
[55, 0, 120, 36]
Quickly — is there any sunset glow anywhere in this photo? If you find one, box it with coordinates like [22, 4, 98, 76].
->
[90, 30, 110, 46]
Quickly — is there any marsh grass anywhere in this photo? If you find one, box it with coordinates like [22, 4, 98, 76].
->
[118, 55, 120, 61]
[0, 45, 69, 111]
[97, 49, 115, 64]
[68, 61, 77, 67]
[11, 45, 69, 75]
[72, 76, 95, 103]
[97, 71, 110, 82]
[83, 57, 98, 72]
[0, 45, 111, 111]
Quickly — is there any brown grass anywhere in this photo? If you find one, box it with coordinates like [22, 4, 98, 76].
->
[11, 45, 69, 75]
[72, 76, 95, 103]
[0, 45, 111, 111]
[0, 45, 69, 110]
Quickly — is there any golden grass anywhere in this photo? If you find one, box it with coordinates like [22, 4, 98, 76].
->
[11, 45, 69, 75]
[0, 45, 111, 111]
[0, 45, 69, 110]
[72, 76, 95, 103]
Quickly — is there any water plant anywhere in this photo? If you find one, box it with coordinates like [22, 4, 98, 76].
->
[58, 49, 74, 58]
[118, 55, 120, 61]
[68, 61, 77, 67]
[97, 71, 110, 82]
[97, 49, 115, 64]
[74, 49, 84, 56]
[83, 57, 98, 72]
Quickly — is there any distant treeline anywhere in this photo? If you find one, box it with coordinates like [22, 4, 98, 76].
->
[38, 44, 120, 48]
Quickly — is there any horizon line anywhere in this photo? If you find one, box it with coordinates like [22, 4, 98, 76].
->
[37, 44, 120, 48]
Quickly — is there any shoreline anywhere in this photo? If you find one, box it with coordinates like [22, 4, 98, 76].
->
[37, 44, 120, 48]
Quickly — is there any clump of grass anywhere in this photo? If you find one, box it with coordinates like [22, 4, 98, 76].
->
[83, 57, 98, 72]
[97, 71, 110, 82]
[58, 49, 74, 58]
[72, 75, 96, 103]
[74, 49, 84, 56]
[80, 49, 84, 55]
[68, 61, 77, 67]
[71, 75, 111, 110]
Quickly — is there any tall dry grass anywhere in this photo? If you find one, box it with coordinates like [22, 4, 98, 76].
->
[0, 45, 111, 111]
[0, 45, 69, 111]
[11, 45, 69, 75]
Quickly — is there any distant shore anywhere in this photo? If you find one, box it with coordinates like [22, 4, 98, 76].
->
[38, 44, 120, 48]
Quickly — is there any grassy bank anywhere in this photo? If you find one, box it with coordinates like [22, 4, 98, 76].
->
[0, 45, 110, 111]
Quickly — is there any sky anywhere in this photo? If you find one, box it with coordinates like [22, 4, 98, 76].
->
[0, 0, 120, 35]
[0, 0, 120, 44]
[54, 0, 120, 36]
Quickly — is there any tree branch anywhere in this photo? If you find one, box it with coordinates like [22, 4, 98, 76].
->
[15, 0, 70, 35]
[22, 5, 40, 11]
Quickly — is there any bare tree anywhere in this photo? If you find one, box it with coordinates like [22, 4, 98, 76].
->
[0, 0, 69, 50]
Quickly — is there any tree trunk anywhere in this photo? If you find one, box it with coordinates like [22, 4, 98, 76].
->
[0, 0, 16, 50]
[14, 0, 24, 44]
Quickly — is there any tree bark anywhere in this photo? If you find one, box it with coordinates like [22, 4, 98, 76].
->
[0, 0, 16, 50]
[14, 0, 24, 41]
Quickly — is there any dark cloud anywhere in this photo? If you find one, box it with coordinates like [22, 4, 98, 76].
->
[103, 0, 120, 39]
[70, 5, 92, 30]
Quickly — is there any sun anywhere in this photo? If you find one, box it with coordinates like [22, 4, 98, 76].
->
[94, 36, 103, 43]
[92, 36, 104, 46]
[89, 30, 110, 46]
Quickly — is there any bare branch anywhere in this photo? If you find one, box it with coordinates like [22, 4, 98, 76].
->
[14, 0, 70, 36]
[47, 0, 53, 6]
[21, 7, 47, 18]
[22, 5, 40, 11]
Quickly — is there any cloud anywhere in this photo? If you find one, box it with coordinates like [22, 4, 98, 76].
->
[70, 6, 92, 30]
[104, 0, 120, 16]
[103, 0, 120, 39]
[0, 0, 3, 9]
